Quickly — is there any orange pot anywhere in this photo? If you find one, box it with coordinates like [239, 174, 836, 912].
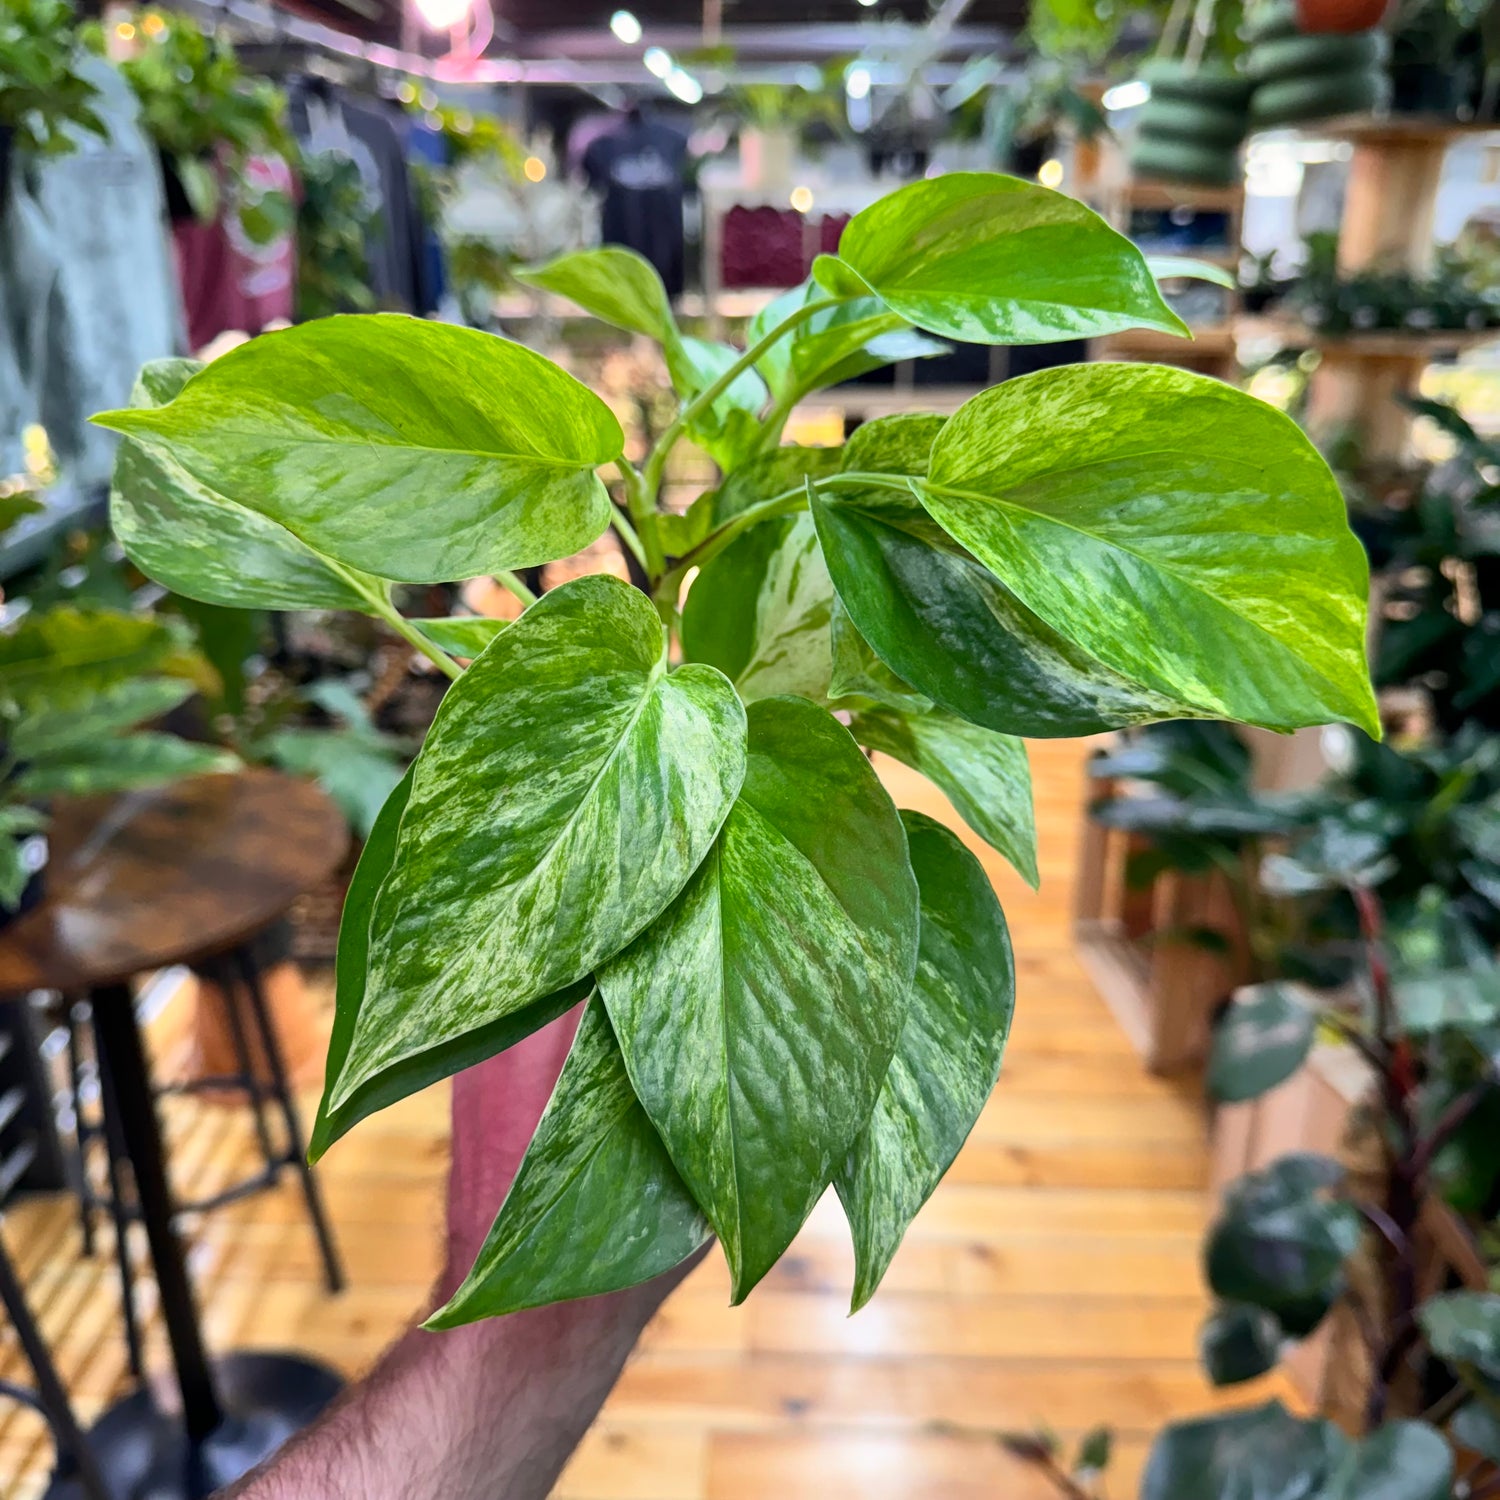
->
[1294, 0, 1389, 32]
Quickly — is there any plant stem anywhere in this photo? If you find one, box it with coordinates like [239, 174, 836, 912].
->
[328, 561, 464, 682]
[609, 505, 649, 573]
[618, 460, 664, 577]
[653, 469, 912, 608]
[495, 570, 539, 608]
[641, 297, 839, 500]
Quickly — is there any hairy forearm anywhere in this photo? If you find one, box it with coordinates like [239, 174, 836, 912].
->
[224, 1281, 669, 1500]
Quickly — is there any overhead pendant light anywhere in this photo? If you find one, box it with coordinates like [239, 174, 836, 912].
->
[610, 9, 643, 43]
[643, 45, 673, 77]
[413, 0, 472, 31]
[665, 66, 703, 103]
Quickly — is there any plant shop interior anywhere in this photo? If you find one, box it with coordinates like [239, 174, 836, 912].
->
[3, 0, 1500, 1494]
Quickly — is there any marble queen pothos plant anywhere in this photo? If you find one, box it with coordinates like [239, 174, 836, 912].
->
[94, 171, 1380, 1323]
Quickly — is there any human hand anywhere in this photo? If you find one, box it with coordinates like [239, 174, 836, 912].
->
[442, 1002, 585, 1298]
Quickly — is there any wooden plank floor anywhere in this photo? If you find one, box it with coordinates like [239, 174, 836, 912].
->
[0, 739, 1291, 1498]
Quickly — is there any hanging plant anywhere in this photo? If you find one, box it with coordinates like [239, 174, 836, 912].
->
[0, 0, 106, 176]
[107, 9, 292, 238]
[97, 171, 1378, 1318]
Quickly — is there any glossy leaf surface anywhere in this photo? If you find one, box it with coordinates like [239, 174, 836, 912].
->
[428, 996, 711, 1324]
[1199, 1303, 1282, 1386]
[310, 766, 586, 1159]
[1207, 985, 1316, 1104]
[835, 811, 1014, 1309]
[1323, 1423, 1452, 1500]
[665, 335, 769, 473]
[1419, 1290, 1500, 1380]
[920, 364, 1378, 735]
[828, 597, 931, 713]
[329, 576, 746, 1114]
[0, 606, 188, 710]
[707, 445, 841, 527]
[1206, 1154, 1361, 1337]
[109, 359, 370, 611]
[1142, 1401, 1348, 1500]
[681, 514, 834, 704]
[18, 735, 236, 797]
[95, 315, 623, 583]
[811, 485, 1198, 736]
[850, 706, 1038, 887]
[600, 696, 919, 1300]
[10, 676, 194, 758]
[516, 246, 676, 342]
[412, 616, 509, 657]
[835, 173, 1187, 344]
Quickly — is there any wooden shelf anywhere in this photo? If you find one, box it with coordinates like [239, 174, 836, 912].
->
[1263, 112, 1500, 145]
[1237, 314, 1500, 358]
[1098, 325, 1237, 359]
[1117, 180, 1245, 211]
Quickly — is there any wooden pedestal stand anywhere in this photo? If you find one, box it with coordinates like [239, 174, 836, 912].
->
[1073, 776, 1253, 1074]
[1095, 177, 1245, 379]
[1297, 117, 1500, 460]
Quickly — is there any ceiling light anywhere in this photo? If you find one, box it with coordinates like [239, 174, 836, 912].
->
[643, 46, 673, 78]
[1101, 78, 1150, 111]
[790, 185, 814, 213]
[665, 67, 703, 103]
[523, 156, 547, 181]
[609, 9, 642, 43]
[846, 64, 871, 99]
[1038, 158, 1065, 188]
[413, 0, 472, 30]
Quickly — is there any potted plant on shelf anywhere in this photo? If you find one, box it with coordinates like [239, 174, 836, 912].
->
[0, 603, 236, 921]
[98, 170, 1377, 1322]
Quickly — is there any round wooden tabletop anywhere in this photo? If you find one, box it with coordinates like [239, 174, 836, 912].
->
[0, 769, 350, 997]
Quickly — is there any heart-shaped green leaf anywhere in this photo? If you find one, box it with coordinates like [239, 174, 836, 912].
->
[516, 246, 676, 342]
[1419, 1290, 1500, 1380]
[749, 283, 940, 409]
[707, 444, 842, 527]
[9, 676, 195, 759]
[17, 734, 237, 797]
[1323, 1422, 1452, 1500]
[412, 616, 509, 657]
[920, 363, 1378, 735]
[599, 695, 919, 1300]
[833, 172, 1186, 344]
[1198, 1303, 1283, 1386]
[309, 766, 587, 1159]
[850, 706, 1037, 886]
[665, 335, 769, 473]
[1206, 1154, 1361, 1337]
[426, 996, 712, 1324]
[0, 606, 190, 711]
[836, 811, 1014, 1309]
[94, 315, 624, 584]
[811, 485, 1199, 736]
[841, 412, 946, 479]
[681, 513, 834, 704]
[108, 359, 371, 612]
[328, 574, 746, 1114]
[1207, 984, 1315, 1104]
[1142, 1401, 1349, 1500]
[828, 597, 932, 714]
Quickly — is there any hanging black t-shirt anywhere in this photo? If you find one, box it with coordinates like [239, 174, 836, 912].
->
[582, 114, 688, 296]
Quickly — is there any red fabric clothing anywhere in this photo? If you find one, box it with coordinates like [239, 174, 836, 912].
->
[172, 154, 296, 351]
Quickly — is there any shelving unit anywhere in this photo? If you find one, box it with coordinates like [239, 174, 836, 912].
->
[1271, 113, 1500, 460]
[1094, 177, 1245, 379]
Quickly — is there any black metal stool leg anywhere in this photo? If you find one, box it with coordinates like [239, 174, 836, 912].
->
[232, 948, 345, 1294]
[201, 958, 280, 1177]
[0, 1226, 110, 1500]
[97, 1032, 146, 1385]
[62, 1001, 96, 1260]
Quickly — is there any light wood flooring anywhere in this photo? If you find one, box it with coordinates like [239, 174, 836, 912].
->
[0, 738, 1291, 1499]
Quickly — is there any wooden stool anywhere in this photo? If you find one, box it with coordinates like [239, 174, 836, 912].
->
[0, 770, 350, 1499]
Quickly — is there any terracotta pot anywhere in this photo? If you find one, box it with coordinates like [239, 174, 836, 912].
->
[1294, 0, 1389, 33]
